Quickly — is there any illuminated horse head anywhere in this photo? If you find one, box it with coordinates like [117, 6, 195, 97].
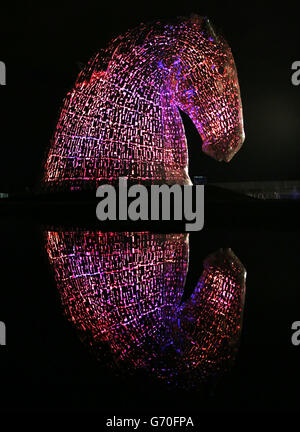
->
[43, 15, 245, 189]
[45, 230, 246, 387]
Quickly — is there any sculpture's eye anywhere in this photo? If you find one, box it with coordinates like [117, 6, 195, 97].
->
[211, 64, 225, 76]
[217, 65, 225, 75]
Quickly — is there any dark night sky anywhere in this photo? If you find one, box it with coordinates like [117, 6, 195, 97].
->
[0, 0, 299, 192]
[0, 2, 300, 415]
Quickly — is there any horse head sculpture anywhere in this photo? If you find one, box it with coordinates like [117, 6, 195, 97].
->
[45, 231, 246, 388]
[43, 15, 244, 189]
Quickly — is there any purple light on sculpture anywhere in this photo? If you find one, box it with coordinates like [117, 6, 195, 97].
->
[43, 15, 244, 189]
[45, 231, 246, 387]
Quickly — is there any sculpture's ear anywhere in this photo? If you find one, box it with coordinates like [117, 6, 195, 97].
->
[202, 16, 219, 42]
[189, 13, 203, 26]
[189, 15, 219, 42]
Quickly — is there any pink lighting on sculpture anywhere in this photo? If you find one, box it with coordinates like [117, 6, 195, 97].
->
[45, 231, 246, 387]
[43, 15, 244, 189]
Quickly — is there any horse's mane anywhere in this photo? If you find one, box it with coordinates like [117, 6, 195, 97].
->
[75, 14, 210, 86]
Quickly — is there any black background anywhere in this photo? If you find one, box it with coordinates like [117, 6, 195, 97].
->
[0, 0, 299, 417]
[0, 0, 299, 192]
[0, 220, 299, 414]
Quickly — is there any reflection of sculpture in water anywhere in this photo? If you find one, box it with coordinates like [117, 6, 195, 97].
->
[45, 231, 246, 387]
[43, 15, 244, 189]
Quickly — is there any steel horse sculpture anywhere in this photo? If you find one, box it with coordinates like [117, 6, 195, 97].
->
[43, 15, 245, 189]
[45, 231, 246, 387]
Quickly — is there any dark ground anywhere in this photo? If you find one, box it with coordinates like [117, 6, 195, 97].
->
[0, 0, 299, 417]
